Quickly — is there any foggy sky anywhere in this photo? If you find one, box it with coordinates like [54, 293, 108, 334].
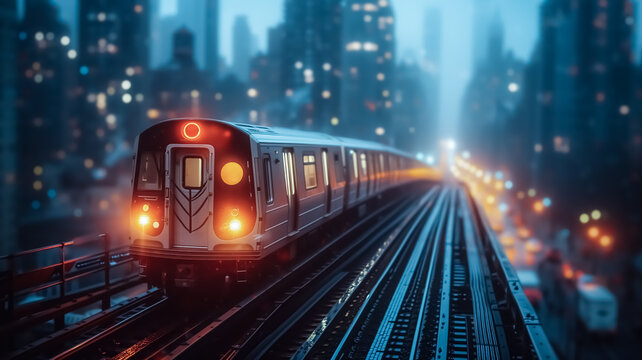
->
[28, 0, 642, 139]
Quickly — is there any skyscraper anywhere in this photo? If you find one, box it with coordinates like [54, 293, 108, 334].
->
[232, 16, 251, 83]
[281, 0, 342, 131]
[205, 0, 219, 83]
[151, 27, 211, 120]
[17, 0, 71, 218]
[421, 7, 441, 151]
[534, 0, 635, 235]
[472, 0, 494, 70]
[341, 0, 395, 143]
[392, 61, 429, 153]
[77, 0, 149, 169]
[460, 12, 525, 168]
[0, 0, 17, 254]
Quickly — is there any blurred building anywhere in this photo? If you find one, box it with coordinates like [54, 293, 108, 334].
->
[421, 7, 441, 153]
[281, 0, 342, 131]
[341, 0, 395, 142]
[151, 27, 212, 120]
[471, 0, 494, 70]
[534, 0, 636, 243]
[16, 0, 72, 219]
[232, 15, 252, 83]
[460, 12, 525, 168]
[246, 25, 285, 125]
[391, 61, 429, 153]
[0, 0, 17, 254]
[77, 0, 150, 171]
[205, 0, 219, 83]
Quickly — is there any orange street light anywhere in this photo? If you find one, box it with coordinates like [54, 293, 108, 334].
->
[599, 235, 612, 248]
[562, 263, 574, 280]
[533, 201, 544, 213]
[587, 226, 599, 239]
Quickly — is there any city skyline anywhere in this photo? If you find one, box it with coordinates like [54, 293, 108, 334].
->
[17, 0, 564, 139]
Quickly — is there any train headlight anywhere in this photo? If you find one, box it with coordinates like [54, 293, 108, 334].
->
[139, 215, 150, 226]
[221, 162, 243, 185]
[229, 219, 241, 231]
[152, 221, 160, 229]
[142, 204, 150, 212]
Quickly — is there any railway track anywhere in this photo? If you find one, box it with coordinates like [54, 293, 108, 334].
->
[150, 187, 440, 359]
[7, 184, 555, 359]
[5, 187, 426, 360]
[9, 288, 165, 359]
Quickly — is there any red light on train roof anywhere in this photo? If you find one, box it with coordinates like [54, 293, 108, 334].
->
[183, 122, 201, 140]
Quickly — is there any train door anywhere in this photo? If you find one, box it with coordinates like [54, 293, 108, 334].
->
[168, 145, 213, 248]
[283, 148, 298, 233]
[321, 149, 331, 213]
[350, 150, 359, 200]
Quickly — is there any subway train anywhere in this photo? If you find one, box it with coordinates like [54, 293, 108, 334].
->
[129, 118, 440, 288]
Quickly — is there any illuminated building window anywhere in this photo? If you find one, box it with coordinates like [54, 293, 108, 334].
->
[363, 42, 378, 51]
[553, 136, 570, 153]
[346, 41, 362, 51]
[363, 3, 378, 11]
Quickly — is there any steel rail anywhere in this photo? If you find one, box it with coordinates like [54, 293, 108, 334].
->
[365, 189, 451, 359]
[51, 295, 169, 359]
[407, 188, 451, 359]
[144, 189, 428, 359]
[330, 189, 448, 360]
[10, 287, 161, 359]
[288, 188, 441, 360]
[246, 189, 440, 360]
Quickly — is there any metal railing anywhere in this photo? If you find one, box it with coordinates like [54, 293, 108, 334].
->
[467, 192, 558, 359]
[0, 233, 138, 328]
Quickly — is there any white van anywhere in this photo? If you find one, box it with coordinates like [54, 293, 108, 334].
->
[577, 283, 618, 333]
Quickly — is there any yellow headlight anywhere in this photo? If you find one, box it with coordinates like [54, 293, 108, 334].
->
[139, 215, 150, 226]
[229, 219, 241, 231]
[221, 162, 244, 185]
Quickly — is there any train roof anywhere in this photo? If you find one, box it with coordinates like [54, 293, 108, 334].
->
[158, 118, 414, 158]
[232, 122, 407, 155]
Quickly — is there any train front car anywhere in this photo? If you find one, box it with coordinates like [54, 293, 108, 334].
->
[130, 119, 258, 288]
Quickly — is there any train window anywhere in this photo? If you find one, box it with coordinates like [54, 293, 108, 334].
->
[360, 153, 367, 176]
[136, 151, 163, 191]
[379, 154, 385, 172]
[183, 157, 203, 189]
[321, 150, 329, 186]
[263, 155, 274, 204]
[303, 154, 317, 189]
[334, 153, 345, 183]
[351, 150, 358, 179]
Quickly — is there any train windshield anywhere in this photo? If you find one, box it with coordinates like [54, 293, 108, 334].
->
[136, 151, 163, 191]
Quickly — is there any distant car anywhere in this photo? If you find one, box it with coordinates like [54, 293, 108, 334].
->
[525, 238, 542, 253]
[577, 283, 618, 333]
[517, 269, 542, 306]
[499, 234, 515, 247]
